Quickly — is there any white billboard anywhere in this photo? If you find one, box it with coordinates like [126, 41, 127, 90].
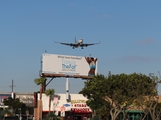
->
[16, 94, 34, 107]
[41, 53, 98, 78]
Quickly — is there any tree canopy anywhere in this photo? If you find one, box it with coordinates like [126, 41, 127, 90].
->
[80, 73, 157, 120]
[3, 97, 26, 114]
[45, 89, 55, 97]
[34, 76, 46, 100]
[45, 89, 55, 114]
[34, 76, 46, 86]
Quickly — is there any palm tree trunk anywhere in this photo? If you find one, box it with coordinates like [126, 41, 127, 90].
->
[38, 100, 42, 120]
[49, 97, 51, 113]
[40, 87, 42, 100]
[42, 81, 46, 92]
[38, 87, 43, 120]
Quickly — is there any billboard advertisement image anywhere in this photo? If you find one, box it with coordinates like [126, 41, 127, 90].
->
[41, 53, 98, 79]
[39, 93, 92, 113]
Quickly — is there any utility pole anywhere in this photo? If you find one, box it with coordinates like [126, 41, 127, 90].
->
[9, 79, 15, 99]
[66, 77, 69, 101]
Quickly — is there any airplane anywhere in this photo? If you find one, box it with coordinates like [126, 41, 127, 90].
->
[54, 37, 100, 49]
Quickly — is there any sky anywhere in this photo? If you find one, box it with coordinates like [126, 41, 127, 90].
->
[0, 1, 161, 94]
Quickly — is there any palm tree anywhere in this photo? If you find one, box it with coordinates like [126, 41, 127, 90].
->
[45, 88, 55, 114]
[34, 76, 46, 120]
[34, 76, 46, 100]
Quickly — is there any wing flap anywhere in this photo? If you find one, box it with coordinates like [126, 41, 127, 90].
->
[54, 41, 77, 46]
[80, 41, 101, 47]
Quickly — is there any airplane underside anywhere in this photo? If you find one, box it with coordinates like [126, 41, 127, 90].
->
[54, 39, 100, 49]
[72, 45, 84, 49]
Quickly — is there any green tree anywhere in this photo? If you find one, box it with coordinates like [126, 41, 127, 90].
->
[44, 88, 55, 114]
[134, 74, 161, 120]
[34, 76, 46, 120]
[80, 73, 155, 120]
[155, 102, 161, 119]
[3, 97, 26, 115]
[34, 76, 46, 100]
[80, 75, 111, 119]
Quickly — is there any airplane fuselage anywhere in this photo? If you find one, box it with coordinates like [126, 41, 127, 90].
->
[54, 37, 100, 49]
[74, 39, 83, 48]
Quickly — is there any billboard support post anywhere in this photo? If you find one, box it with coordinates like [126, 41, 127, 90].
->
[45, 77, 55, 87]
[66, 78, 69, 100]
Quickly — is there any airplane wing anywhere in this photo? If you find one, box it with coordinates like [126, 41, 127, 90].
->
[54, 41, 77, 46]
[80, 41, 101, 47]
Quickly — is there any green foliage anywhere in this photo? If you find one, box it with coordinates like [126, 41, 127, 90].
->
[45, 88, 55, 113]
[80, 73, 156, 119]
[45, 89, 55, 97]
[0, 108, 11, 119]
[44, 112, 61, 120]
[34, 76, 47, 100]
[80, 74, 111, 118]
[156, 102, 161, 112]
[3, 97, 26, 113]
[34, 76, 46, 85]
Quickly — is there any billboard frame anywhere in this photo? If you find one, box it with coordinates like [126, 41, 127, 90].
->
[40, 72, 93, 79]
[40, 53, 98, 79]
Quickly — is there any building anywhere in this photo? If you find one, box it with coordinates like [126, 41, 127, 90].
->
[0, 92, 34, 119]
[34, 93, 92, 120]
[1, 92, 161, 120]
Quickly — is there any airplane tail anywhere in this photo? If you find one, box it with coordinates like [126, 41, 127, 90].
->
[75, 37, 76, 43]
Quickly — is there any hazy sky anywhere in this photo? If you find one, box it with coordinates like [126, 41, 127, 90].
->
[1, 1, 161, 94]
